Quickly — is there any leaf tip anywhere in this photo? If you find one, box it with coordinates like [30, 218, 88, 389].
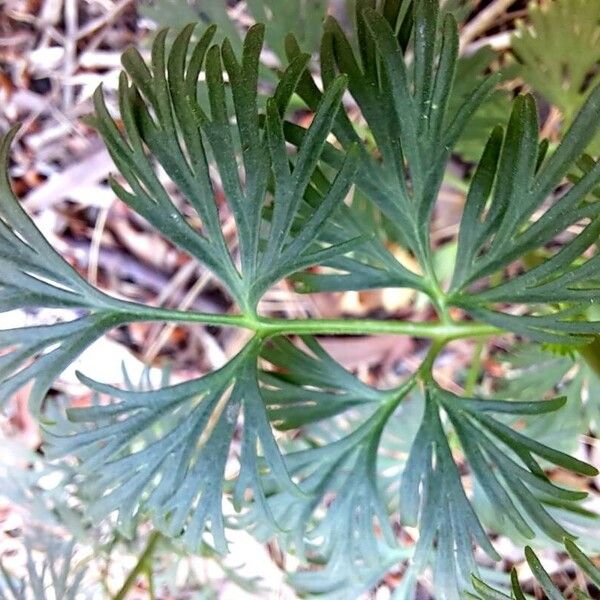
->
[0, 124, 19, 168]
[75, 370, 95, 387]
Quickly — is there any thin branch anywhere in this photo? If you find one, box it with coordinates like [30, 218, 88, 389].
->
[111, 300, 502, 340]
[459, 0, 518, 54]
[113, 532, 161, 600]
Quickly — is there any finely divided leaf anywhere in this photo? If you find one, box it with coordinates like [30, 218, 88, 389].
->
[44, 338, 299, 553]
[0, 127, 152, 412]
[512, 0, 600, 155]
[471, 540, 600, 599]
[92, 24, 360, 313]
[450, 86, 600, 341]
[401, 383, 596, 598]
[284, 0, 498, 291]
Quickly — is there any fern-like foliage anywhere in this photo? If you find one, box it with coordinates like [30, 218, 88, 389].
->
[470, 539, 600, 600]
[91, 23, 362, 314]
[448, 46, 513, 163]
[45, 339, 301, 553]
[0, 129, 146, 413]
[255, 340, 416, 592]
[449, 90, 600, 341]
[512, 0, 600, 155]
[0, 535, 89, 600]
[141, 0, 328, 62]
[401, 388, 595, 593]
[286, 0, 600, 342]
[1, 0, 600, 598]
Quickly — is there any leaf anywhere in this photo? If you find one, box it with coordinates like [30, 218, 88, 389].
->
[44, 338, 301, 553]
[241, 371, 418, 597]
[284, 0, 499, 286]
[246, 0, 329, 60]
[448, 47, 513, 163]
[0, 129, 107, 314]
[2, 9, 600, 600]
[512, 0, 600, 155]
[471, 540, 600, 600]
[141, 0, 328, 62]
[260, 336, 386, 430]
[274, 126, 427, 294]
[289, 431, 398, 595]
[565, 538, 600, 590]
[0, 122, 255, 414]
[0, 126, 151, 412]
[282, 0, 600, 346]
[0, 533, 89, 600]
[485, 341, 600, 469]
[401, 382, 596, 598]
[401, 391, 499, 598]
[0, 315, 126, 415]
[449, 87, 600, 342]
[568, 154, 600, 203]
[469, 575, 512, 600]
[91, 24, 359, 313]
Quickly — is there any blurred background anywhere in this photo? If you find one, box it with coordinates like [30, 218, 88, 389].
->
[0, 0, 599, 598]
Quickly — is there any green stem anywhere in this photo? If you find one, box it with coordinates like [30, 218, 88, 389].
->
[145, 563, 156, 600]
[408, 217, 450, 323]
[444, 170, 470, 194]
[114, 302, 501, 340]
[423, 274, 451, 323]
[113, 532, 161, 600]
[420, 338, 446, 378]
[374, 339, 447, 425]
[464, 338, 486, 395]
[255, 317, 498, 339]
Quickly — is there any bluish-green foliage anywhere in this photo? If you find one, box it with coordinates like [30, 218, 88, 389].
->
[1, 1, 600, 597]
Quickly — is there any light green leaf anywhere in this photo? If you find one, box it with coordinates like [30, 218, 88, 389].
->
[44, 338, 300, 553]
[512, 0, 600, 155]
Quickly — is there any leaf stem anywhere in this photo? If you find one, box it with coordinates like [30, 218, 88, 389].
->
[114, 302, 501, 340]
[256, 316, 495, 339]
[465, 339, 486, 395]
[113, 531, 161, 600]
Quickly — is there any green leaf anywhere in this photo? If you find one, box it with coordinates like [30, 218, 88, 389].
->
[447, 47, 513, 162]
[0, 121, 254, 415]
[401, 391, 499, 597]
[2, 9, 600, 600]
[471, 540, 600, 600]
[284, 0, 498, 282]
[44, 338, 301, 553]
[275, 122, 426, 294]
[141, 0, 328, 63]
[289, 431, 397, 595]
[140, 0, 240, 50]
[568, 154, 600, 203]
[565, 538, 600, 589]
[241, 373, 417, 597]
[260, 336, 386, 430]
[450, 85, 600, 341]
[469, 575, 512, 600]
[525, 546, 574, 600]
[0, 315, 125, 414]
[91, 24, 359, 313]
[401, 381, 596, 598]
[0, 126, 150, 413]
[0, 533, 88, 600]
[512, 0, 600, 155]
[0, 131, 106, 313]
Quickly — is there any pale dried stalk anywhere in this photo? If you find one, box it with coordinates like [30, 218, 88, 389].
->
[459, 0, 517, 53]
